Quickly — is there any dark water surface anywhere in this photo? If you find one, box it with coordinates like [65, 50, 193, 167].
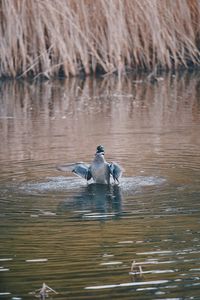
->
[0, 73, 200, 299]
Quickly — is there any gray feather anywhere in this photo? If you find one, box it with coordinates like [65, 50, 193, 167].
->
[56, 162, 92, 180]
[109, 162, 123, 183]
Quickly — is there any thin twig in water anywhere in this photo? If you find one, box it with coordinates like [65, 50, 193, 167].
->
[38, 282, 58, 300]
[130, 260, 143, 280]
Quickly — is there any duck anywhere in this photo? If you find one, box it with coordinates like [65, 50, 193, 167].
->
[56, 145, 123, 184]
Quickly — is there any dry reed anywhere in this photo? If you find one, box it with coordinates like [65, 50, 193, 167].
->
[0, 0, 200, 78]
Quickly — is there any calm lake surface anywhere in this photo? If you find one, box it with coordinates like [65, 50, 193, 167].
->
[0, 73, 200, 299]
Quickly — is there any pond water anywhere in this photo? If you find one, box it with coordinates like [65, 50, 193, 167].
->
[0, 72, 200, 299]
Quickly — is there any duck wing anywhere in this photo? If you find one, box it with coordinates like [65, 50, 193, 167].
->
[109, 162, 123, 183]
[56, 162, 92, 181]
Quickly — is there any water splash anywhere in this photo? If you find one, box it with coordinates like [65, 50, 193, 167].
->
[18, 176, 166, 194]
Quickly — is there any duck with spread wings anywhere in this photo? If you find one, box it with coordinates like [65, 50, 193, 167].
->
[56, 145, 123, 185]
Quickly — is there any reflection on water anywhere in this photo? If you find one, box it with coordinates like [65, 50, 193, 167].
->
[58, 183, 123, 220]
[0, 72, 200, 299]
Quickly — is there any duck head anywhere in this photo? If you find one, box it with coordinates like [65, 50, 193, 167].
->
[96, 145, 105, 155]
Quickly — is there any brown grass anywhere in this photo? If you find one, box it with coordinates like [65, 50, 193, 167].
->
[0, 0, 200, 78]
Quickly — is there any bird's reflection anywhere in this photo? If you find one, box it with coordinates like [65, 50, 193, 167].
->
[58, 184, 122, 220]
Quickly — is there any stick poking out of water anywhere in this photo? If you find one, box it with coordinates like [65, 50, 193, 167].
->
[37, 283, 58, 300]
[130, 260, 143, 280]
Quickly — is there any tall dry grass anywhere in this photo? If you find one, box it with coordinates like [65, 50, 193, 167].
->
[0, 0, 200, 78]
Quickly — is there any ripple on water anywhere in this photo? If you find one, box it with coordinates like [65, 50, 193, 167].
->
[0, 268, 9, 272]
[25, 258, 48, 263]
[85, 279, 169, 290]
